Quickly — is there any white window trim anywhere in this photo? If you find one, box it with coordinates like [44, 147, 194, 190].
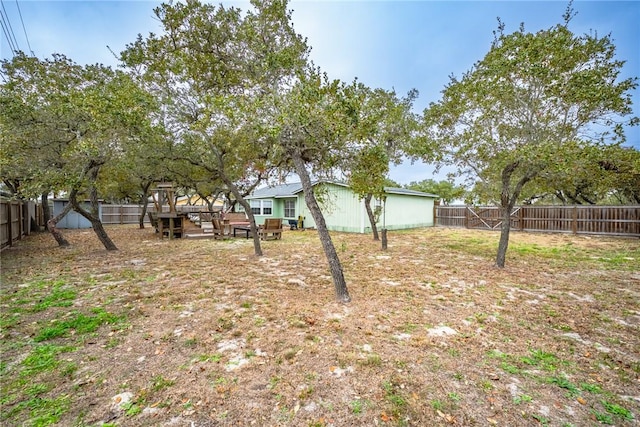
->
[250, 199, 273, 215]
[284, 199, 296, 218]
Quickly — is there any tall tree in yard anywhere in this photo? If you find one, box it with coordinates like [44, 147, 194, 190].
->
[349, 87, 419, 241]
[413, 7, 638, 267]
[121, 0, 308, 256]
[273, 69, 357, 303]
[0, 53, 156, 249]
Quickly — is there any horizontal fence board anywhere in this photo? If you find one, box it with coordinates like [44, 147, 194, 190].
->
[436, 205, 639, 237]
[100, 204, 211, 224]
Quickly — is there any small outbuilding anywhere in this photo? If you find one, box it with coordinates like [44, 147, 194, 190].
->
[245, 181, 438, 233]
[52, 199, 102, 229]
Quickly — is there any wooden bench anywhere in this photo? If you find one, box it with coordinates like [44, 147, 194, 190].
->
[259, 218, 283, 240]
[223, 212, 250, 224]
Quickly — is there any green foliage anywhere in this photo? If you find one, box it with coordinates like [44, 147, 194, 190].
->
[592, 409, 614, 425]
[349, 87, 418, 198]
[0, 53, 157, 200]
[350, 399, 367, 414]
[413, 6, 638, 266]
[406, 179, 466, 204]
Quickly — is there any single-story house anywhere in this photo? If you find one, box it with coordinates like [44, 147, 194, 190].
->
[244, 181, 438, 233]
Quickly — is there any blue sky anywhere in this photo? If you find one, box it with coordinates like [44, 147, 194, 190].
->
[1, 0, 638, 184]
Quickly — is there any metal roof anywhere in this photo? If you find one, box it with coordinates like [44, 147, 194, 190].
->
[384, 187, 439, 198]
[245, 182, 303, 199]
[247, 182, 438, 199]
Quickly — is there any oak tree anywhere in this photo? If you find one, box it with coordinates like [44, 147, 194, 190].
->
[414, 7, 638, 267]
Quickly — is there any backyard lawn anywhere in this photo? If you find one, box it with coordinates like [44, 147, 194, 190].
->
[1, 225, 638, 426]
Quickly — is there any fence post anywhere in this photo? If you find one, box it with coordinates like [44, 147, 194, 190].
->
[572, 206, 577, 235]
[18, 202, 23, 241]
[7, 201, 12, 247]
[519, 206, 524, 231]
[464, 207, 469, 229]
[433, 200, 438, 227]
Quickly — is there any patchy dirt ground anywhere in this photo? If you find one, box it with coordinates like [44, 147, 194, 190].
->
[1, 225, 639, 426]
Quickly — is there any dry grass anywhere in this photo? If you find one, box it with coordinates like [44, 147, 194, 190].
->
[1, 225, 639, 427]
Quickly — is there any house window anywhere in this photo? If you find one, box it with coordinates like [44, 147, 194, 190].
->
[250, 200, 261, 215]
[250, 200, 273, 215]
[284, 200, 295, 218]
[262, 200, 272, 215]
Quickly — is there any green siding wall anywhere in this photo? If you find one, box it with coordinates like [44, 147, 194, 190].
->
[319, 184, 364, 233]
[377, 193, 434, 231]
[249, 184, 435, 233]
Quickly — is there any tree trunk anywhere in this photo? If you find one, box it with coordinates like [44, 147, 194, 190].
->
[139, 181, 152, 229]
[70, 165, 118, 251]
[70, 194, 118, 251]
[47, 199, 73, 247]
[224, 179, 263, 257]
[363, 193, 379, 240]
[495, 205, 512, 268]
[496, 162, 538, 268]
[292, 152, 351, 303]
[41, 192, 51, 230]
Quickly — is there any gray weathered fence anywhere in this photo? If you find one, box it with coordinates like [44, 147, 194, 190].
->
[100, 204, 208, 225]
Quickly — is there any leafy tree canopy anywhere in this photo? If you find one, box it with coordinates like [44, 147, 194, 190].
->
[411, 4, 638, 266]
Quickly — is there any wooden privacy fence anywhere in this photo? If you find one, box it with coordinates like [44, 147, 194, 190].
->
[0, 200, 40, 249]
[100, 204, 209, 225]
[435, 205, 640, 237]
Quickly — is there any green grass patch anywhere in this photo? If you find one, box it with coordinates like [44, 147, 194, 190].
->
[197, 353, 222, 363]
[32, 282, 77, 312]
[1, 279, 77, 332]
[5, 394, 70, 426]
[601, 400, 634, 421]
[151, 375, 175, 392]
[34, 308, 124, 342]
[580, 382, 603, 394]
[548, 375, 580, 397]
[440, 233, 639, 270]
[520, 349, 562, 372]
[592, 409, 614, 425]
[382, 380, 407, 419]
[21, 344, 76, 377]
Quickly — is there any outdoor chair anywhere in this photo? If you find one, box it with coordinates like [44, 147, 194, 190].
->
[148, 212, 159, 232]
[259, 218, 283, 241]
[211, 218, 225, 240]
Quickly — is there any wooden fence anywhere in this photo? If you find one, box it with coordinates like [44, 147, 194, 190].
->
[101, 204, 211, 225]
[0, 200, 40, 249]
[435, 205, 640, 237]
